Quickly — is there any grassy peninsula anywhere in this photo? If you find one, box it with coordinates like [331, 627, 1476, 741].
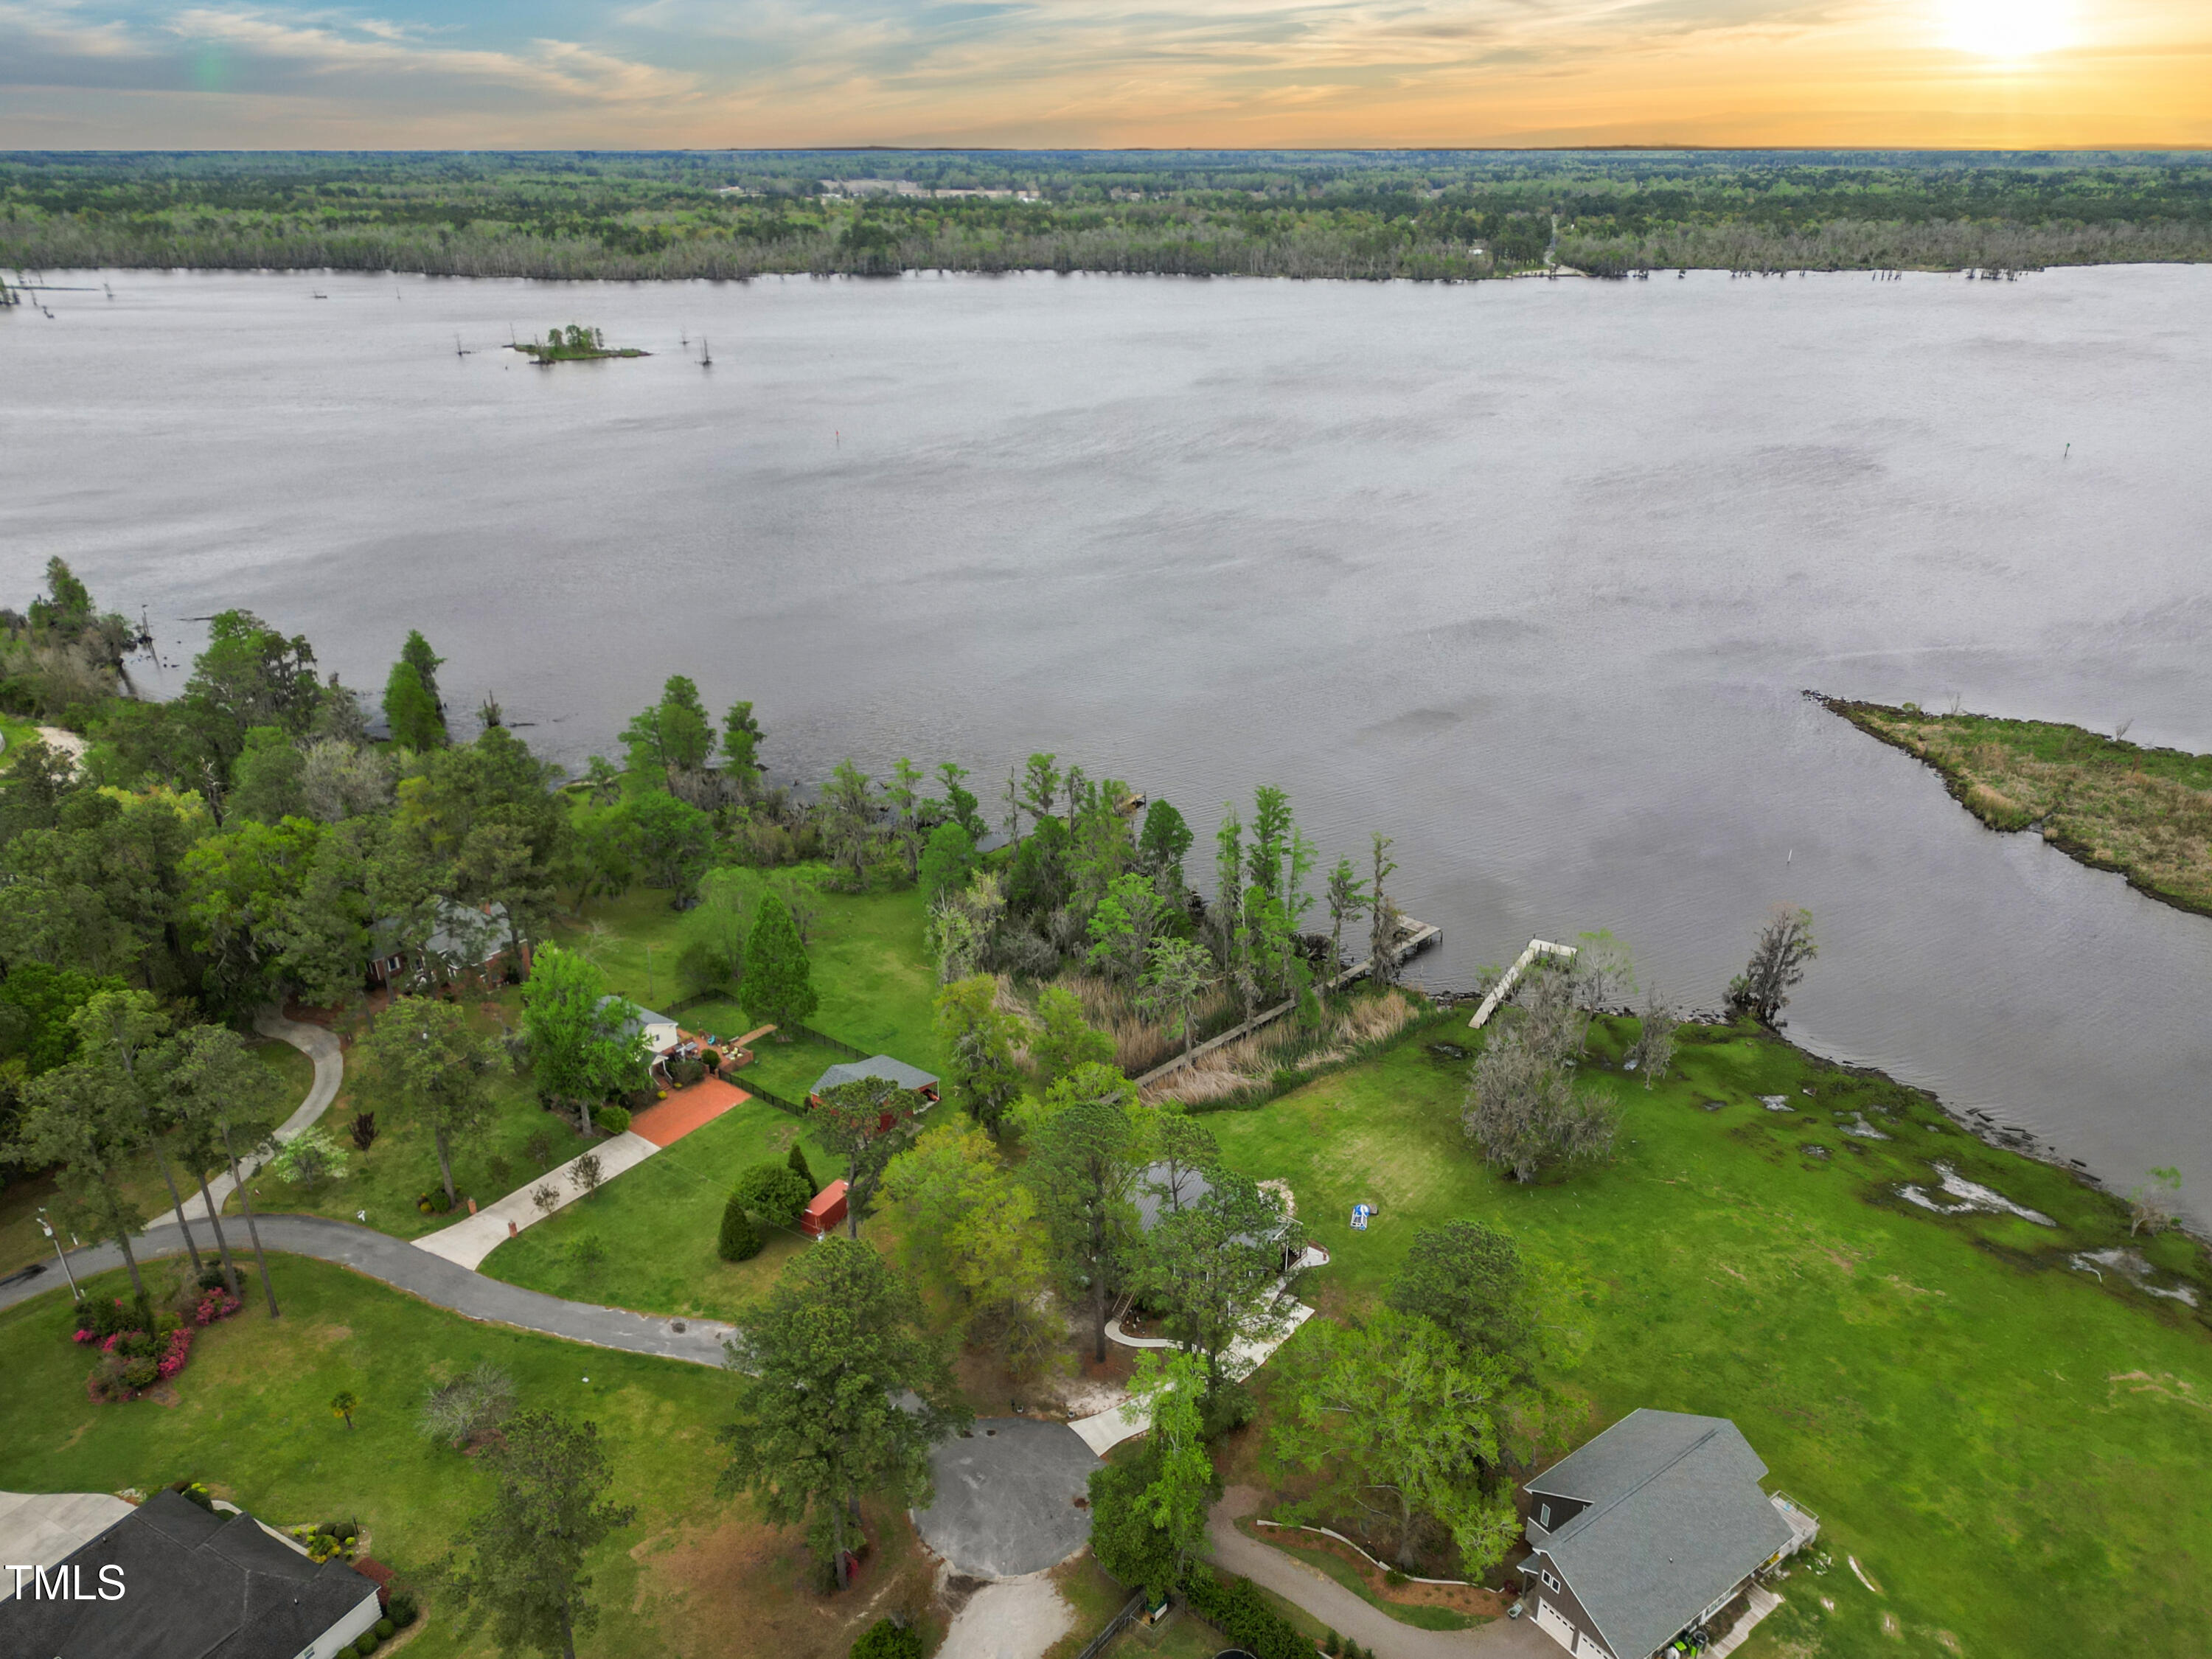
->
[1822, 697, 2212, 917]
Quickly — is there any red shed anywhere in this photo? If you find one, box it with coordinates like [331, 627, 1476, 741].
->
[799, 1179, 849, 1238]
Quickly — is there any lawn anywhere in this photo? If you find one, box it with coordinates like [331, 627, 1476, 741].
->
[1823, 698, 2212, 915]
[476, 1095, 841, 1321]
[0, 1254, 939, 1659]
[1205, 1012, 2212, 1659]
[561, 876, 946, 1074]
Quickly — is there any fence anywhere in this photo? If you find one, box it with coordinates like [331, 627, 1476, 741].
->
[1070, 1589, 1147, 1659]
[791, 1023, 870, 1060]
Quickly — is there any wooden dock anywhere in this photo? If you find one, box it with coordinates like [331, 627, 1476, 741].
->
[1133, 917, 1441, 1091]
[1467, 938, 1579, 1029]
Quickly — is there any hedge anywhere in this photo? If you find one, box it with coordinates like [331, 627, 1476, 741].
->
[1180, 1565, 1308, 1659]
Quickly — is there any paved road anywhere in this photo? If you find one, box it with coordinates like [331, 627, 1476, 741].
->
[913, 1416, 1102, 1579]
[0, 1216, 738, 1365]
[1207, 1487, 1553, 1659]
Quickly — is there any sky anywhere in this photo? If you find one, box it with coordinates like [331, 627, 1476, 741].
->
[2, 0, 2208, 150]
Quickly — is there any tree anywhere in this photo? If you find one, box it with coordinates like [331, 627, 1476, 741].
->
[934, 761, 986, 842]
[880, 1119, 1055, 1368]
[622, 675, 714, 788]
[933, 975, 1026, 1139]
[10, 1060, 154, 1313]
[1463, 973, 1617, 1183]
[1728, 907, 1816, 1025]
[1366, 834, 1401, 988]
[1625, 987, 1679, 1086]
[1386, 1220, 1540, 1374]
[918, 821, 974, 904]
[355, 998, 505, 1207]
[70, 990, 204, 1276]
[885, 757, 927, 883]
[420, 1362, 517, 1450]
[182, 610, 324, 764]
[383, 659, 447, 751]
[732, 1160, 814, 1225]
[520, 946, 648, 1137]
[1085, 872, 1170, 987]
[682, 866, 760, 987]
[719, 1238, 964, 1591]
[1324, 856, 1368, 984]
[442, 1410, 636, 1659]
[718, 1195, 764, 1261]
[820, 759, 880, 891]
[400, 630, 446, 712]
[1137, 937, 1215, 1059]
[269, 1124, 349, 1189]
[742, 896, 819, 1032]
[181, 815, 320, 1014]
[1019, 753, 1062, 835]
[722, 701, 765, 793]
[227, 726, 308, 823]
[618, 790, 713, 907]
[330, 1389, 358, 1430]
[812, 1076, 921, 1237]
[167, 1022, 288, 1316]
[1136, 799, 1193, 892]
[787, 1141, 818, 1191]
[1268, 1309, 1519, 1573]
[1209, 807, 1243, 971]
[1147, 1110, 1219, 1217]
[1031, 984, 1114, 1088]
[2129, 1166, 2184, 1237]
[1027, 1094, 1145, 1363]
[1139, 1169, 1301, 1389]
[1004, 814, 1071, 919]
[1088, 1350, 1217, 1600]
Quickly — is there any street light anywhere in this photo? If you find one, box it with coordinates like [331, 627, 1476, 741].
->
[36, 1208, 80, 1302]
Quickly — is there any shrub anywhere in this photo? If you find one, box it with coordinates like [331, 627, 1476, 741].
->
[1180, 1566, 1307, 1659]
[849, 1618, 924, 1659]
[355, 1630, 380, 1655]
[787, 1142, 817, 1190]
[375, 1618, 394, 1639]
[415, 1190, 453, 1215]
[672, 1056, 706, 1087]
[170, 1480, 215, 1512]
[731, 1160, 813, 1226]
[419, 1362, 516, 1450]
[701, 1048, 722, 1071]
[718, 1195, 764, 1262]
[119, 1356, 159, 1389]
[387, 1592, 419, 1629]
[1384, 1567, 1408, 1587]
[593, 1105, 630, 1134]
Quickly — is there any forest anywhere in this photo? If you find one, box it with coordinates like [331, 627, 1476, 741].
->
[4, 149, 2210, 282]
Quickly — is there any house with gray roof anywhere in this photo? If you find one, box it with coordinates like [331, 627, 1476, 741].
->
[0, 1488, 380, 1659]
[1520, 1409, 1810, 1659]
[368, 898, 529, 992]
[807, 1056, 940, 1104]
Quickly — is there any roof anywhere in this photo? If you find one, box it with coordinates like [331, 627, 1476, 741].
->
[1526, 1410, 1792, 1659]
[810, 1056, 939, 1096]
[1132, 1162, 1213, 1232]
[595, 994, 669, 1042]
[0, 1489, 378, 1659]
[369, 897, 512, 964]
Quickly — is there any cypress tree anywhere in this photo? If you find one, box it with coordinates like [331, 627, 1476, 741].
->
[741, 897, 818, 1031]
[787, 1142, 817, 1192]
[383, 659, 447, 751]
[718, 1192, 763, 1262]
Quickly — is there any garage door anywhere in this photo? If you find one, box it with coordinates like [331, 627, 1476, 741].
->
[1534, 1597, 1578, 1652]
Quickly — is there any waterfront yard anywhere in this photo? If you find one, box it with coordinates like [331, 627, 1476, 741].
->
[1207, 1014, 2212, 1658]
[0, 1255, 939, 1659]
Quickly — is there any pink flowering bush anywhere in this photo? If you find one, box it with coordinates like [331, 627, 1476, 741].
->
[193, 1289, 242, 1326]
[156, 1328, 192, 1379]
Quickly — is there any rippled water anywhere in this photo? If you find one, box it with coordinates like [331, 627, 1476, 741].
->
[6, 265, 2210, 1219]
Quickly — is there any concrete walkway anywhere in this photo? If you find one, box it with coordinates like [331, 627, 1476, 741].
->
[1207, 1488, 1551, 1659]
[0, 1216, 737, 1365]
[178, 1009, 344, 1224]
[414, 1130, 661, 1269]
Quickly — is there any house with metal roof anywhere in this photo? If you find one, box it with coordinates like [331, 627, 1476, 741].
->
[0, 1488, 381, 1659]
[1519, 1409, 1813, 1659]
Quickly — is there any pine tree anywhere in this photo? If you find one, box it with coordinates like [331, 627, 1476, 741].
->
[787, 1141, 818, 1191]
[718, 1193, 764, 1261]
[741, 896, 818, 1031]
[383, 659, 447, 750]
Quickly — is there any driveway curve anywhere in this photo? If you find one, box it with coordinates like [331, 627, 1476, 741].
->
[913, 1416, 1102, 1579]
[0, 1217, 737, 1366]
[1207, 1487, 1553, 1659]
[176, 1008, 345, 1222]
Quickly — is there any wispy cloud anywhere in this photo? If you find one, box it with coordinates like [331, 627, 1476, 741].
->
[1, 0, 2207, 147]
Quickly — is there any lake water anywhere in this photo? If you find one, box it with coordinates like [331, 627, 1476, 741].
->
[5, 265, 2210, 1222]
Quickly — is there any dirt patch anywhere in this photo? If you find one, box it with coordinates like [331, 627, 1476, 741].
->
[145, 1384, 182, 1408]
[313, 1324, 352, 1346]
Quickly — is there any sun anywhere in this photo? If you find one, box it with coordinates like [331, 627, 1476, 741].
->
[1937, 0, 2076, 58]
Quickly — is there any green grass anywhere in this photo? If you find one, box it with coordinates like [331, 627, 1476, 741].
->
[476, 1096, 840, 1321]
[0, 712, 41, 754]
[1210, 1014, 2212, 1659]
[1239, 1522, 1479, 1630]
[254, 1034, 318, 1105]
[0, 1254, 737, 1659]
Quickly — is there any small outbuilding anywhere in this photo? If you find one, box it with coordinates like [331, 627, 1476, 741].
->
[1519, 1408, 1809, 1659]
[799, 1178, 850, 1237]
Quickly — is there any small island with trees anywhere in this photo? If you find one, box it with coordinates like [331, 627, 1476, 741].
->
[511, 324, 647, 365]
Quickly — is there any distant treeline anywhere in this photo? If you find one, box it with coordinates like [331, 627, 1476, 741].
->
[4, 150, 2210, 282]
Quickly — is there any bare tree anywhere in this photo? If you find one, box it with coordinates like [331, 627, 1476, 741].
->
[571, 1152, 605, 1200]
[1627, 988, 1680, 1087]
[1727, 907, 1817, 1025]
[2128, 1167, 2183, 1237]
[1366, 833, 1402, 988]
[1463, 970, 1615, 1182]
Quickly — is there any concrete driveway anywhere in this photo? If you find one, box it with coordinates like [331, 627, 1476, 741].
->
[913, 1417, 1102, 1579]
